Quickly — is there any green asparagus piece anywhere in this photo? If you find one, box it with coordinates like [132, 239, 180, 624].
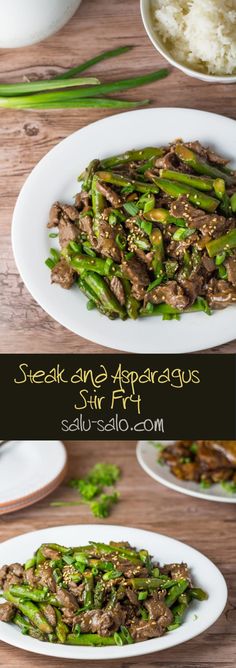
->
[94, 581, 106, 609]
[206, 228, 236, 257]
[230, 193, 236, 212]
[80, 159, 101, 191]
[175, 144, 233, 185]
[78, 276, 114, 319]
[139, 297, 211, 317]
[213, 178, 225, 199]
[130, 577, 172, 590]
[9, 585, 53, 603]
[123, 278, 140, 319]
[157, 178, 219, 212]
[13, 612, 47, 640]
[4, 590, 53, 634]
[150, 227, 164, 278]
[169, 600, 187, 626]
[165, 580, 189, 607]
[190, 587, 208, 601]
[71, 254, 114, 277]
[55, 608, 69, 643]
[82, 272, 126, 319]
[96, 171, 159, 194]
[144, 208, 186, 227]
[66, 633, 117, 646]
[101, 147, 164, 170]
[53, 46, 134, 80]
[91, 175, 106, 214]
[160, 169, 214, 191]
[89, 542, 142, 563]
[83, 573, 94, 609]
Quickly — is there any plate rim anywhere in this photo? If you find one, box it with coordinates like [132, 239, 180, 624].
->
[0, 441, 67, 508]
[11, 106, 236, 353]
[136, 440, 236, 503]
[0, 523, 228, 660]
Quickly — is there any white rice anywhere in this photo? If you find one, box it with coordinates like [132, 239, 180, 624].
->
[151, 0, 236, 75]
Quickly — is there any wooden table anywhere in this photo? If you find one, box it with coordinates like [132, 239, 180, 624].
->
[0, 440, 235, 667]
[1, 0, 236, 353]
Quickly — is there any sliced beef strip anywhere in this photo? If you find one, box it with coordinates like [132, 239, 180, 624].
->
[79, 214, 97, 248]
[177, 274, 204, 306]
[201, 255, 215, 273]
[144, 592, 173, 628]
[56, 585, 78, 610]
[41, 547, 61, 560]
[110, 276, 125, 305]
[126, 588, 139, 606]
[48, 202, 61, 228]
[0, 602, 16, 622]
[67, 581, 85, 600]
[8, 563, 24, 577]
[41, 604, 57, 627]
[96, 220, 122, 263]
[130, 619, 164, 641]
[169, 563, 190, 582]
[122, 257, 149, 287]
[170, 196, 227, 237]
[60, 203, 79, 222]
[79, 603, 126, 636]
[168, 233, 199, 259]
[96, 181, 122, 208]
[198, 444, 233, 471]
[145, 280, 189, 310]
[51, 259, 75, 290]
[58, 218, 78, 248]
[37, 563, 56, 592]
[24, 567, 38, 587]
[185, 141, 229, 166]
[206, 278, 236, 308]
[226, 256, 236, 286]
[0, 565, 8, 588]
[3, 573, 22, 591]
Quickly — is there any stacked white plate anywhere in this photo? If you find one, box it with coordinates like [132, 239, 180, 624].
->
[0, 441, 67, 514]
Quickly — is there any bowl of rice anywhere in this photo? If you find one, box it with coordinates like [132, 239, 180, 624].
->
[140, 0, 236, 83]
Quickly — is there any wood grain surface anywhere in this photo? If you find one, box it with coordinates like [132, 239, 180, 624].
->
[0, 440, 235, 668]
[1, 0, 236, 353]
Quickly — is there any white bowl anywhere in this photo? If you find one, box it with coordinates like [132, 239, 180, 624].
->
[0, 0, 82, 48]
[140, 0, 236, 84]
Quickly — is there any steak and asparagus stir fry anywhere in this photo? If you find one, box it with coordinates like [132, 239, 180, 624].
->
[46, 140, 236, 320]
[159, 441, 236, 491]
[0, 541, 207, 646]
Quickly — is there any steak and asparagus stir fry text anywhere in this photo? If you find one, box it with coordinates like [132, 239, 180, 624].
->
[0, 541, 207, 645]
[46, 140, 236, 320]
[159, 441, 236, 491]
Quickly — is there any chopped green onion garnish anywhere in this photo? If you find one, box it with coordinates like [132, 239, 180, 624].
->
[123, 201, 139, 216]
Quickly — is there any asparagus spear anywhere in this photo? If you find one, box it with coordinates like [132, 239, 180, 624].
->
[91, 175, 106, 214]
[101, 147, 164, 170]
[4, 590, 53, 634]
[55, 609, 69, 643]
[206, 228, 236, 257]
[150, 227, 164, 279]
[66, 633, 117, 646]
[71, 254, 114, 277]
[175, 144, 234, 185]
[165, 580, 189, 607]
[160, 169, 214, 191]
[13, 612, 47, 640]
[84, 573, 94, 609]
[157, 178, 219, 212]
[9, 584, 55, 603]
[96, 171, 159, 194]
[139, 297, 211, 317]
[81, 272, 127, 319]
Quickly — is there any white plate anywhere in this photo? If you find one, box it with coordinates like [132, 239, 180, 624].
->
[12, 107, 236, 353]
[137, 441, 236, 503]
[0, 524, 227, 660]
[0, 441, 67, 509]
